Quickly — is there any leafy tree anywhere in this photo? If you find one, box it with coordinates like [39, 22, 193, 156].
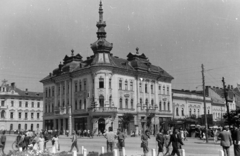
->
[223, 108, 240, 126]
[121, 113, 134, 133]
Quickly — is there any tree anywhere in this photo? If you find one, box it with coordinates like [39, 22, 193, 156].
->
[223, 108, 240, 126]
[121, 113, 134, 133]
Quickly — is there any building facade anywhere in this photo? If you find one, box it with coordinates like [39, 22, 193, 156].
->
[40, 1, 174, 135]
[172, 89, 212, 120]
[0, 80, 43, 131]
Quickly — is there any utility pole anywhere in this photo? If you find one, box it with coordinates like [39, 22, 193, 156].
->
[222, 77, 231, 126]
[201, 64, 208, 143]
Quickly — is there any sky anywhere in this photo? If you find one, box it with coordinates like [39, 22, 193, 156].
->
[0, 0, 240, 92]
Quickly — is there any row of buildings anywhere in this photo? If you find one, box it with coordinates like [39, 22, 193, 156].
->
[1, 2, 240, 135]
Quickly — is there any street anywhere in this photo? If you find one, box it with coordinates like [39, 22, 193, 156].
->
[2, 134, 234, 156]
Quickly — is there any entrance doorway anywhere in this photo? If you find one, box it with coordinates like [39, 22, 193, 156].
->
[98, 118, 105, 134]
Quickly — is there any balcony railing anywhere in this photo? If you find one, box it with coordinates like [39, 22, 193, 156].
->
[118, 108, 135, 112]
[88, 107, 117, 113]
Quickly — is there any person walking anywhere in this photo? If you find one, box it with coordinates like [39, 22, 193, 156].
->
[0, 130, 6, 154]
[141, 130, 150, 156]
[163, 130, 171, 156]
[38, 133, 45, 153]
[232, 125, 240, 156]
[104, 127, 116, 152]
[218, 127, 233, 156]
[183, 129, 188, 141]
[156, 129, 164, 156]
[52, 134, 59, 154]
[167, 128, 184, 156]
[116, 128, 125, 156]
[69, 131, 79, 153]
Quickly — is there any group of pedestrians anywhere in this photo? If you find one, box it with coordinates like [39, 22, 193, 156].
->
[141, 128, 184, 156]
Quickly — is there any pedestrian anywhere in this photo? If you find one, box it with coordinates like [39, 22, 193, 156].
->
[116, 128, 125, 156]
[33, 133, 39, 151]
[167, 128, 184, 156]
[232, 125, 240, 156]
[141, 130, 150, 156]
[0, 130, 6, 154]
[104, 127, 115, 152]
[218, 126, 233, 156]
[38, 133, 45, 153]
[43, 131, 49, 151]
[179, 128, 184, 140]
[163, 130, 170, 156]
[52, 134, 59, 154]
[69, 131, 79, 152]
[214, 129, 218, 143]
[156, 129, 164, 156]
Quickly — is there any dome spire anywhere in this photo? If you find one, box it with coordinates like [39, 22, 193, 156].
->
[96, 0, 106, 39]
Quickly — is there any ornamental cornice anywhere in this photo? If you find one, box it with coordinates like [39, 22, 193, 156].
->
[188, 105, 201, 109]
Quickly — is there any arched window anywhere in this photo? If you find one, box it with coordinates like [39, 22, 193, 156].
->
[119, 98, 123, 108]
[125, 98, 128, 108]
[119, 80, 122, 90]
[99, 95, 104, 107]
[182, 108, 184, 116]
[99, 78, 104, 88]
[79, 100, 82, 109]
[151, 99, 154, 108]
[168, 102, 170, 111]
[125, 80, 128, 90]
[151, 84, 154, 94]
[163, 102, 166, 110]
[37, 124, 39, 129]
[1, 110, 5, 118]
[189, 108, 192, 115]
[159, 101, 162, 111]
[79, 80, 82, 91]
[131, 99, 134, 109]
[109, 96, 112, 107]
[145, 98, 148, 108]
[176, 107, 179, 116]
[18, 124, 21, 130]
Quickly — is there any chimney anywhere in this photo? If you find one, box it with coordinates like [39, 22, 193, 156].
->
[58, 62, 63, 71]
[11, 82, 15, 88]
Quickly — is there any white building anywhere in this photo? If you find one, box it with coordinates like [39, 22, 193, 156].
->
[40, 1, 174, 135]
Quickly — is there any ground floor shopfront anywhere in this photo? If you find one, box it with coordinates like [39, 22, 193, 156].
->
[43, 113, 172, 135]
[0, 120, 42, 132]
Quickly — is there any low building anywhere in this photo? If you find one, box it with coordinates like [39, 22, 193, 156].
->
[0, 80, 43, 132]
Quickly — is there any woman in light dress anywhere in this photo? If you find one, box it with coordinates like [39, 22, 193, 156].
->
[52, 134, 59, 153]
[38, 133, 45, 152]
[33, 134, 39, 151]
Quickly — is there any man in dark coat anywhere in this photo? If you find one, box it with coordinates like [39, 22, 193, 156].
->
[167, 128, 184, 156]
[233, 125, 240, 156]
[219, 127, 233, 156]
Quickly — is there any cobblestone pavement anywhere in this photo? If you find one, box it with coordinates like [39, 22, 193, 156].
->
[3, 134, 234, 156]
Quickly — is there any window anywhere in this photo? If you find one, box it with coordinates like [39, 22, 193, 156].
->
[67, 82, 69, 93]
[119, 98, 123, 108]
[31, 124, 33, 131]
[130, 81, 133, 91]
[79, 80, 82, 91]
[208, 110, 210, 114]
[189, 108, 192, 115]
[1, 101, 4, 106]
[159, 101, 162, 111]
[75, 81, 78, 92]
[25, 124, 27, 130]
[37, 113, 40, 119]
[139, 83, 142, 92]
[99, 95, 104, 107]
[163, 102, 166, 110]
[84, 80, 87, 90]
[52, 87, 54, 96]
[131, 99, 134, 109]
[45, 88, 48, 97]
[80, 100, 82, 109]
[75, 99, 77, 110]
[37, 124, 39, 129]
[62, 84, 65, 95]
[109, 96, 112, 106]
[99, 78, 104, 88]
[19, 112, 21, 119]
[32, 102, 34, 108]
[25, 112, 28, 119]
[11, 101, 14, 107]
[49, 88, 51, 97]
[19, 101, 22, 107]
[198, 109, 200, 117]
[119, 80, 122, 90]
[194, 109, 196, 115]
[109, 79, 111, 89]
[182, 108, 184, 116]
[37, 102, 40, 108]
[176, 107, 179, 116]
[151, 84, 154, 94]
[151, 99, 154, 108]
[58, 85, 60, 95]
[167, 86, 169, 95]
[84, 99, 86, 109]
[10, 124, 13, 130]
[125, 98, 128, 108]
[31, 113, 34, 119]
[62, 101, 65, 107]
[18, 124, 21, 130]
[163, 86, 165, 94]
[145, 98, 148, 108]
[1, 110, 5, 118]
[145, 84, 148, 93]
[168, 102, 170, 111]
[125, 80, 128, 90]
[10, 112, 14, 119]
[140, 98, 143, 108]
[159, 85, 161, 94]
[25, 102, 28, 107]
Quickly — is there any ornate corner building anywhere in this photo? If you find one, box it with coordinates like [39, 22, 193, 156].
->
[40, 1, 173, 134]
[0, 80, 43, 131]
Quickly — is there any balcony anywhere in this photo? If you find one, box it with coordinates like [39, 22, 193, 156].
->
[118, 108, 135, 112]
[88, 107, 117, 113]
